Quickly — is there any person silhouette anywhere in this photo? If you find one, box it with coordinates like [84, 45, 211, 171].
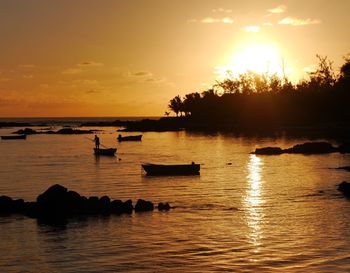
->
[94, 135, 100, 149]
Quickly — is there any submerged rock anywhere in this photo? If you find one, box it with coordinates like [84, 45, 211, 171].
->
[285, 142, 337, 154]
[253, 141, 338, 155]
[158, 202, 171, 211]
[135, 199, 154, 212]
[337, 181, 350, 196]
[253, 147, 283, 155]
[13, 128, 37, 135]
[0, 184, 170, 221]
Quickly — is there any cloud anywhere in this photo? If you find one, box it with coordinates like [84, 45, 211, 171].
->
[244, 25, 260, 32]
[130, 71, 153, 77]
[212, 8, 232, 13]
[201, 17, 233, 24]
[263, 22, 273, 26]
[278, 17, 321, 26]
[62, 61, 104, 74]
[124, 70, 166, 84]
[23, 74, 33, 79]
[77, 61, 104, 67]
[268, 5, 287, 14]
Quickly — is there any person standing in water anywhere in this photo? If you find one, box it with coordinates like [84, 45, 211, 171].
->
[94, 135, 100, 149]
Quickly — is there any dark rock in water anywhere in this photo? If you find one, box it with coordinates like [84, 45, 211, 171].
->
[110, 199, 123, 214]
[253, 147, 283, 155]
[23, 202, 39, 218]
[13, 128, 37, 135]
[253, 141, 338, 155]
[87, 196, 100, 213]
[99, 196, 111, 214]
[285, 142, 337, 154]
[122, 199, 133, 214]
[55, 128, 94, 134]
[338, 143, 350, 154]
[0, 184, 170, 221]
[158, 202, 171, 211]
[0, 195, 14, 213]
[337, 181, 350, 196]
[135, 199, 154, 212]
[336, 166, 350, 172]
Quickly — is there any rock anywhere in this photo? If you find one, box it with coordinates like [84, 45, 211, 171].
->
[0, 195, 13, 213]
[0, 184, 171, 221]
[87, 196, 100, 213]
[110, 199, 124, 214]
[135, 199, 154, 212]
[122, 199, 133, 214]
[158, 202, 171, 211]
[99, 196, 111, 214]
[338, 143, 350, 154]
[336, 166, 350, 172]
[13, 128, 37, 135]
[285, 142, 337, 154]
[253, 147, 283, 155]
[337, 181, 350, 196]
[23, 202, 39, 218]
[55, 128, 94, 134]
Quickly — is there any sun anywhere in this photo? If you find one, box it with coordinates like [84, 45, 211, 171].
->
[219, 43, 289, 79]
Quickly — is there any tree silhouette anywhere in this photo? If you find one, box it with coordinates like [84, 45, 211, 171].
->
[168, 95, 183, 117]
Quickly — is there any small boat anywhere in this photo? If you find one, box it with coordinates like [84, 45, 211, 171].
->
[142, 162, 200, 176]
[94, 148, 117, 156]
[1, 135, 27, 140]
[117, 134, 142, 142]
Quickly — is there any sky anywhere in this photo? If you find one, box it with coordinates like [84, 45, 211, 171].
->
[0, 0, 349, 117]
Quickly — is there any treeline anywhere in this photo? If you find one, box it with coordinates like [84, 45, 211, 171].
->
[168, 55, 350, 130]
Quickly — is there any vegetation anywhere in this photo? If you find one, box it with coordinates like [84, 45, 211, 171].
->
[167, 55, 350, 130]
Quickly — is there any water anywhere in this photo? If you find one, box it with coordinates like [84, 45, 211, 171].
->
[1, 123, 350, 272]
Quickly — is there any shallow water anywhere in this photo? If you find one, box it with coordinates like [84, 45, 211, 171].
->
[1, 126, 350, 272]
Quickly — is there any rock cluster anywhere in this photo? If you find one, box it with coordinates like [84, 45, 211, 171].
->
[0, 184, 171, 221]
[13, 128, 95, 135]
[253, 141, 349, 155]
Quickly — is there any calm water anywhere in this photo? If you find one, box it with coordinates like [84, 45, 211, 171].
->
[1, 124, 350, 272]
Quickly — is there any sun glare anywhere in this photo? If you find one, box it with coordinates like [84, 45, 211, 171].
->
[218, 44, 290, 80]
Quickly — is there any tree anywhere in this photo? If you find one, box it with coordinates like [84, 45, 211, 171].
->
[168, 95, 183, 117]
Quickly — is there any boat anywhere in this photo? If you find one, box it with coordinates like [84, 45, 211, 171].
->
[1, 135, 27, 140]
[142, 162, 200, 176]
[117, 134, 142, 142]
[93, 148, 117, 156]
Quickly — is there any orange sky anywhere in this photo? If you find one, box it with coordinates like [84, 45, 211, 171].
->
[0, 0, 349, 117]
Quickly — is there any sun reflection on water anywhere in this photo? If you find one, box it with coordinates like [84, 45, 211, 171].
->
[245, 154, 264, 250]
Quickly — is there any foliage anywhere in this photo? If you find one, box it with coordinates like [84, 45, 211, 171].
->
[167, 55, 350, 128]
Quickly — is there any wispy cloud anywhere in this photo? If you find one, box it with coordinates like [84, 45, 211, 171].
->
[263, 22, 273, 26]
[244, 25, 260, 32]
[23, 74, 33, 79]
[62, 60, 104, 74]
[268, 5, 287, 14]
[125, 70, 166, 84]
[200, 17, 233, 24]
[77, 61, 104, 67]
[212, 8, 232, 13]
[278, 17, 321, 26]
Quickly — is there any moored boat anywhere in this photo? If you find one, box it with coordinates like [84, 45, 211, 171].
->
[117, 134, 142, 142]
[142, 162, 200, 176]
[94, 148, 117, 156]
[1, 135, 27, 140]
